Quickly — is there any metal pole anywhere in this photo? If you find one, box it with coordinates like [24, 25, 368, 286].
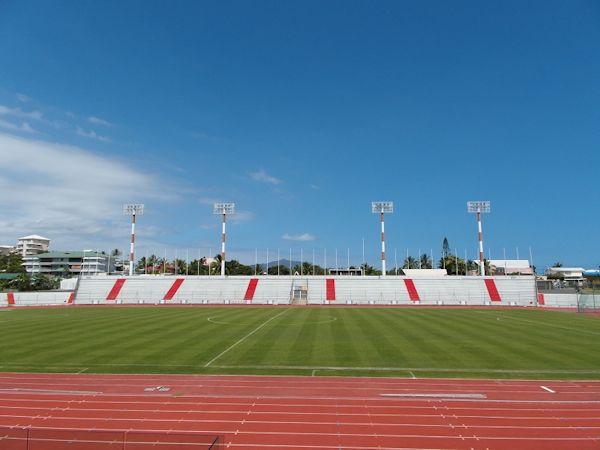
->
[477, 209, 485, 276]
[362, 238, 365, 271]
[129, 211, 136, 276]
[277, 248, 280, 276]
[380, 212, 386, 276]
[394, 248, 398, 275]
[220, 213, 226, 276]
[300, 248, 303, 275]
[312, 248, 315, 275]
[267, 248, 269, 275]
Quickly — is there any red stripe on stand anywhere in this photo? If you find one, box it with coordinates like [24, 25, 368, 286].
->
[6, 293, 15, 305]
[404, 279, 420, 301]
[326, 279, 336, 301]
[537, 293, 545, 305]
[164, 278, 184, 300]
[484, 279, 502, 302]
[67, 292, 75, 304]
[244, 278, 259, 301]
[106, 279, 126, 301]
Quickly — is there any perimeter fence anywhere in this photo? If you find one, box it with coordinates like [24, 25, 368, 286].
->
[577, 293, 600, 313]
[0, 426, 223, 449]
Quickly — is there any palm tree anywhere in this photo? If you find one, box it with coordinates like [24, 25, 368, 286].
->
[419, 253, 432, 269]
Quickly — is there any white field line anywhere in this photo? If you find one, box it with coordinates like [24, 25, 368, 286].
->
[541, 386, 556, 393]
[204, 309, 290, 367]
[409, 371, 416, 379]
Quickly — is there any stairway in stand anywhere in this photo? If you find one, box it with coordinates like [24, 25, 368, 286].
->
[291, 279, 308, 305]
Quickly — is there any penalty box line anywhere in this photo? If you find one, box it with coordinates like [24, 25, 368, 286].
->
[204, 309, 290, 367]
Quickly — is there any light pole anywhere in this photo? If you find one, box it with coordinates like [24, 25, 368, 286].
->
[467, 201, 490, 276]
[213, 202, 235, 276]
[123, 203, 144, 277]
[371, 201, 394, 276]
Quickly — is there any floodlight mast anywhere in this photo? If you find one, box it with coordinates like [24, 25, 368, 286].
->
[213, 203, 235, 276]
[371, 202, 394, 277]
[467, 201, 491, 276]
[123, 204, 144, 276]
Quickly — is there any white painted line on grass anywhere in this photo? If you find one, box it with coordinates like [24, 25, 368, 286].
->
[409, 371, 416, 379]
[540, 386, 556, 394]
[204, 309, 290, 367]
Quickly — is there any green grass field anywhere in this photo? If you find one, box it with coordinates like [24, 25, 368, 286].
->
[1, 306, 599, 379]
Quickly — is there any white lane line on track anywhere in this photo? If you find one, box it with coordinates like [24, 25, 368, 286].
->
[380, 393, 487, 399]
[204, 309, 290, 367]
[540, 386, 556, 394]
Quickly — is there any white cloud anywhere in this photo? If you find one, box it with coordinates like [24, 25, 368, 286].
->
[197, 196, 219, 205]
[0, 104, 43, 121]
[16, 93, 32, 103]
[309, 183, 320, 190]
[231, 210, 255, 223]
[249, 169, 282, 185]
[282, 233, 315, 241]
[0, 119, 37, 133]
[88, 116, 112, 126]
[76, 126, 111, 143]
[0, 132, 174, 250]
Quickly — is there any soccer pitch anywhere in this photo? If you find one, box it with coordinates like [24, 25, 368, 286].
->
[1, 307, 599, 379]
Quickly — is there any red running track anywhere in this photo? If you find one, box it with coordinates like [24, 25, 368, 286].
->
[0, 372, 599, 449]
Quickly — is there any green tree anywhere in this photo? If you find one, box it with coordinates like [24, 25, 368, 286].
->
[419, 253, 432, 269]
[442, 238, 450, 258]
[402, 256, 419, 269]
[360, 263, 381, 276]
[0, 254, 25, 273]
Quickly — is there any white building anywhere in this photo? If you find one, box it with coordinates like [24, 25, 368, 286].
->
[16, 235, 50, 256]
[545, 267, 585, 281]
[0, 245, 14, 256]
[488, 260, 533, 275]
[23, 251, 115, 276]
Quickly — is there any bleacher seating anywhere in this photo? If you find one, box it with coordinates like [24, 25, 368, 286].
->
[1, 275, 537, 307]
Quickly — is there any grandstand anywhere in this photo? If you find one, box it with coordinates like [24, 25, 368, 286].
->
[0, 274, 534, 307]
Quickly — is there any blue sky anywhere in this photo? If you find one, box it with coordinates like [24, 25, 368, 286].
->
[0, 1, 598, 271]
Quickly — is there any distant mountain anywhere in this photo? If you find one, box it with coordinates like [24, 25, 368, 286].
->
[257, 259, 302, 270]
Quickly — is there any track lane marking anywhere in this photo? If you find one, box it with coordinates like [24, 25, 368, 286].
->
[204, 309, 290, 367]
[540, 386, 556, 393]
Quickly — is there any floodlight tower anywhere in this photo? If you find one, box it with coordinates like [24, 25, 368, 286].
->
[123, 203, 144, 277]
[213, 202, 235, 276]
[467, 201, 491, 276]
[371, 201, 394, 276]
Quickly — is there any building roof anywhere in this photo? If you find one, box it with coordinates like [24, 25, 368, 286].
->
[0, 273, 21, 280]
[17, 234, 50, 241]
[488, 259, 531, 269]
[31, 251, 105, 258]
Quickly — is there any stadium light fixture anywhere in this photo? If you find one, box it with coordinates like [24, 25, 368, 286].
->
[371, 201, 394, 276]
[123, 203, 144, 277]
[213, 202, 235, 276]
[467, 201, 491, 276]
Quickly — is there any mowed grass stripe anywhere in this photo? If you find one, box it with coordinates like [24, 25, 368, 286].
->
[0, 307, 599, 378]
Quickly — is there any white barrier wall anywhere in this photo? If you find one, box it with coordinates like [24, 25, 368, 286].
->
[74, 275, 536, 306]
[2, 291, 74, 307]
[538, 293, 579, 308]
